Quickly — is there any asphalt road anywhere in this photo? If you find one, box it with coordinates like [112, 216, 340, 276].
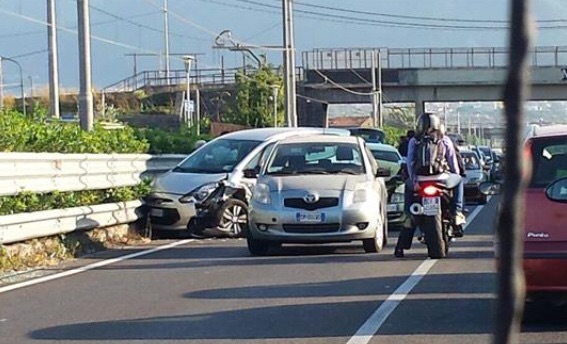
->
[1, 198, 566, 344]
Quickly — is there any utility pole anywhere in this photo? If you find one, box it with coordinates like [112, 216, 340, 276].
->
[77, 0, 93, 131]
[47, 0, 60, 118]
[195, 88, 201, 135]
[282, 0, 297, 127]
[371, 50, 378, 127]
[28, 76, 34, 99]
[271, 85, 279, 127]
[0, 58, 3, 110]
[377, 49, 383, 128]
[163, 0, 171, 84]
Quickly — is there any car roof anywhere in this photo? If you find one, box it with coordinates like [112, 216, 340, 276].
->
[459, 149, 476, 155]
[219, 127, 350, 141]
[530, 124, 567, 138]
[276, 134, 361, 144]
[366, 142, 399, 152]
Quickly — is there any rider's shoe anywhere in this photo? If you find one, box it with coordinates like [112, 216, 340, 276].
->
[394, 247, 405, 258]
[453, 225, 464, 238]
[454, 211, 466, 226]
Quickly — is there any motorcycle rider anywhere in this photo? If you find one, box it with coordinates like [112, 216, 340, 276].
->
[394, 112, 465, 258]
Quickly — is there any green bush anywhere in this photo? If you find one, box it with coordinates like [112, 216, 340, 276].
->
[134, 127, 210, 155]
[383, 126, 406, 147]
[0, 180, 151, 216]
[0, 109, 148, 153]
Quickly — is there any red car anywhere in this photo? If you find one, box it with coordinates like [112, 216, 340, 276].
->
[522, 125, 567, 299]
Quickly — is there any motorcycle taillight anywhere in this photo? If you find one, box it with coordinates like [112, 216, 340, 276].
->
[419, 184, 440, 197]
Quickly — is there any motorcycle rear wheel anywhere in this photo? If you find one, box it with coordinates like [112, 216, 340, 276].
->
[421, 213, 446, 259]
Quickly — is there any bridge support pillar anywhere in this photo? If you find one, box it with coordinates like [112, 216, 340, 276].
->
[297, 98, 328, 127]
[414, 97, 426, 117]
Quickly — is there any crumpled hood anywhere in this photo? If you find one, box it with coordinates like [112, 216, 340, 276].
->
[151, 171, 227, 195]
[261, 174, 369, 192]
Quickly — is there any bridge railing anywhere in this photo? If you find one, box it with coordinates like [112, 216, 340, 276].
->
[103, 66, 304, 93]
[302, 46, 567, 70]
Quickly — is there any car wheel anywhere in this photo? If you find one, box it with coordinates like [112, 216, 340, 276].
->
[247, 238, 271, 256]
[363, 210, 386, 253]
[217, 198, 248, 238]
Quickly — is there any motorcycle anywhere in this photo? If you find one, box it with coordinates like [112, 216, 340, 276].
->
[408, 173, 462, 259]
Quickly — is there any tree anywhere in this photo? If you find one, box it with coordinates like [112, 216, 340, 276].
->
[223, 65, 284, 127]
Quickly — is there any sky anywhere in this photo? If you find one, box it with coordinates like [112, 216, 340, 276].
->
[0, 0, 566, 92]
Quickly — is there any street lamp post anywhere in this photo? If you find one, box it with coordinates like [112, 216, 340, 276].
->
[182, 55, 195, 128]
[271, 85, 279, 127]
[0, 56, 26, 117]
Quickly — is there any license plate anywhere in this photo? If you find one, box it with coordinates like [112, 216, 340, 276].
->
[150, 208, 164, 217]
[422, 197, 441, 216]
[296, 212, 325, 223]
[387, 204, 398, 212]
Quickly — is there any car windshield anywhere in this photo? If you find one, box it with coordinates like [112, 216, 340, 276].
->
[266, 142, 365, 176]
[461, 153, 481, 170]
[479, 147, 491, 158]
[370, 149, 400, 163]
[173, 139, 261, 174]
[530, 137, 567, 188]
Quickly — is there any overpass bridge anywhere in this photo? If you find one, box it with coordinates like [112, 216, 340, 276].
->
[299, 46, 567, 125]
[104, 46, 567, 127]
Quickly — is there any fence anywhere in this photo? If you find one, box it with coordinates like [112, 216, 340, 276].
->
[0, 153, 186, 244]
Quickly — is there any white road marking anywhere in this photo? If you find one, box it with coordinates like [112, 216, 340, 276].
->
[0, 239, 195, 295]
[346, 201, 488, 344]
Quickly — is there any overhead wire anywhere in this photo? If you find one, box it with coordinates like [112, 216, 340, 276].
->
[291, 0, 567, 25]
[228, 0, 567, 30]
[313, 69, 379, 96]
[89, 5, 210, 42]
[8, 49, 48, 59]
[143, 0, 285, 50]
[0, 10, 160, 39]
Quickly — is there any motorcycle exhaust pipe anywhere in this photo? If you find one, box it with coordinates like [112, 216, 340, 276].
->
[410, 203, 424, 216]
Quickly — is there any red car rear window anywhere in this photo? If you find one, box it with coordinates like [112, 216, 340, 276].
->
[529, 136, 567, 188]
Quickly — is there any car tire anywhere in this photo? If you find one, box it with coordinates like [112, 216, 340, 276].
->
[247, 238, 271, 256]
[216, 198, 248, 238]
[363, 210, 386, 253]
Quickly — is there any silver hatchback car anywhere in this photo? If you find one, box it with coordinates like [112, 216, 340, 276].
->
[247, 135, 390, 255]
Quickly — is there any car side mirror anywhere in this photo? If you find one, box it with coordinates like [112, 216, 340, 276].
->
[545, 177, 567, 203]
[376, 168, 391, 178]
[480, 181, 502, 195]
[243, 168, 258, 179]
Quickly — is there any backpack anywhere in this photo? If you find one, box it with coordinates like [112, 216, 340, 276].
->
[413, 135, 447, 176]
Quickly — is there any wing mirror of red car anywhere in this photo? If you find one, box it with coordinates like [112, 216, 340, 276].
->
[545, 177, 567, 203]
[479, 181, 502, 196]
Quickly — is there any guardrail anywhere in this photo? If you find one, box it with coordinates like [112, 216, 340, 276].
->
[0, 153, 186, 245]
[0, 153, 185, 196]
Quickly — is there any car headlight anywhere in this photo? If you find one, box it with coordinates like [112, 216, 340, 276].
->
[179, 183, 219, 203]
[390, 192, 404, 204]
[253, 183, 271, 205]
